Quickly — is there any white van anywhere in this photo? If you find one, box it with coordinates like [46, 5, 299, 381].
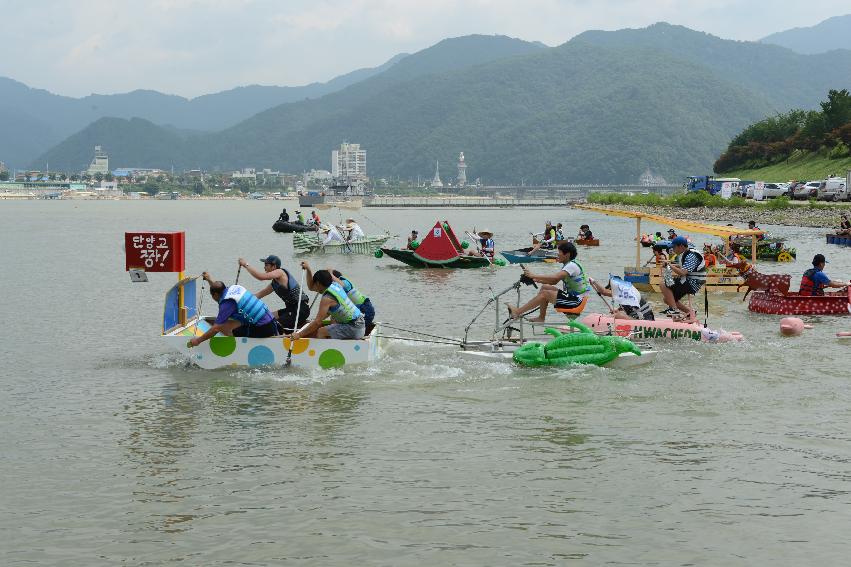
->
[817, 177, 848, 201]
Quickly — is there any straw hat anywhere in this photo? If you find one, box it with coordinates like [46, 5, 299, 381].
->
[478, 228, 494, 236]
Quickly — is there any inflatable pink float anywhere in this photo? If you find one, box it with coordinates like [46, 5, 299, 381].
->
[779, 317, 813, 337]
[580, 313, 744, 343]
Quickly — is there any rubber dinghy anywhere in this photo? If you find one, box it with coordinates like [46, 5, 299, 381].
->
[580, 313, 744, 343]
[273, 220, 318, 233]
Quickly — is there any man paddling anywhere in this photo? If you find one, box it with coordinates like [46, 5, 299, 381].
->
[507, 242, 590, 322]
[590, 276, 655, 321]
[238, 255, 310, 333]
[659, 236, 706, 321]
[189, 273, 279, 346]
[291, 264, 365, 340]
[799, 254, 849, 296]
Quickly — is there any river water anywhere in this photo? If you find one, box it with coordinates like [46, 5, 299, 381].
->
[2, 200, 850, 566]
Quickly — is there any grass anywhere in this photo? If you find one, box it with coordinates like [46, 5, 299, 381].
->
[724, 150, 851, 182]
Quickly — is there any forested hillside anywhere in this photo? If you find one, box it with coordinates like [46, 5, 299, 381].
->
[714, 89, 851, 173]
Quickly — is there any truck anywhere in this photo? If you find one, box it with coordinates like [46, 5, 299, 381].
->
[685, 176, 744, 196]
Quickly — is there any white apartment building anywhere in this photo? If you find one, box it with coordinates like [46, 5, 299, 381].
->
[331, 143, 366, 181]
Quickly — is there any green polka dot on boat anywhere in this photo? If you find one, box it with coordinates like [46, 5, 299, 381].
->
[210, 336, 237, 357]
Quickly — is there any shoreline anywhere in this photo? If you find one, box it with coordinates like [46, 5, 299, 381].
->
[580, 204, 849, 229]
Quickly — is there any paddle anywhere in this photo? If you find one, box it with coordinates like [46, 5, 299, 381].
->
[235, 264, 242, 286]
[588, 277, 616, 315]
[286, 267, 308, 367]
[466, 230, 493, 266]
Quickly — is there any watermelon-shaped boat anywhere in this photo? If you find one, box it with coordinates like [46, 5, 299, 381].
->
[748, 288, 851, 315]
[379, 220, 492, 269]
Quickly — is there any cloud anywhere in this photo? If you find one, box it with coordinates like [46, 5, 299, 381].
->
[0, 0, 848, 97]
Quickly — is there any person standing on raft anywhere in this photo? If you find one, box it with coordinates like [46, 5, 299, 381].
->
[508, 242, 590, 323]
[799, 254, 849, 296]
[237, 255, 310, 333]
[659, 236, 706, 321]
[189, 273, 279, 346]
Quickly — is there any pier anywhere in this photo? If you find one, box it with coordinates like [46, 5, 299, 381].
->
[367, 184, 681, 207]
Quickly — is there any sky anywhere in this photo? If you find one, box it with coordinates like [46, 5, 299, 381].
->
[1, 0, 848, 98]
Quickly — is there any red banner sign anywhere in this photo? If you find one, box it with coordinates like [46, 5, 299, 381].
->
[125, 231, 185, 272]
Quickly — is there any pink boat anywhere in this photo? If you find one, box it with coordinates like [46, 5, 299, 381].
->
[748, 288, 851, 315]
[580, 313, 743, 343]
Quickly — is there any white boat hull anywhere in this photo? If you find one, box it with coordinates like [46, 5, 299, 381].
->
[163, 319, 381, 370]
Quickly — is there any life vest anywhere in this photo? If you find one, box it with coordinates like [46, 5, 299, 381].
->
[324, 282, 362, 323]
[339, 276, 368, 306]
[221, 285, 271, 325]
[555, 230, 564, 240]
[480, 238, 495, 258]
[799, 268, 825, 296]
[704, 253, 717, 268]
[561, 260, 590, 297]
[676, 249, 707, 287]
[271, 267, 307, 309]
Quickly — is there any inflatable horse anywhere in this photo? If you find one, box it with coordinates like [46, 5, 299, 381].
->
[729, 260, 791, 300]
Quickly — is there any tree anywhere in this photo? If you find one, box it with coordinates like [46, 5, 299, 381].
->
[59, 173, 67, 182]
[143, 181, 160, 196]
[192, 181, 204, 195]
[820, 89, 851, 132]
[104, 172, 114, 182]
[94, 172, 104, 183]
[0, 171, 9, 181]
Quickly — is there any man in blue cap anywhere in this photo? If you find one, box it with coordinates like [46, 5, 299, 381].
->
[238, 255, 310, 332]
[799, 254, 849, 296]
[659, 236, 706, 320]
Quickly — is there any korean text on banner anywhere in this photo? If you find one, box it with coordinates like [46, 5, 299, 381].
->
[125, 231, 185, 272]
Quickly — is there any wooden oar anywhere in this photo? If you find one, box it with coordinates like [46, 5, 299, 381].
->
[286, 267, 307, 367]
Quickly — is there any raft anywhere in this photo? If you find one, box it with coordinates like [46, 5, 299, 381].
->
[580, 313, 744, 343]
[575, 238, 600, 246]
[161, 278, 381, 369]
[731, 236, 796, 262]
[500, 248, 559, 264]
[380, 248, 491, 269]
[827, 234, 851, 246]
[293, 231, 392, 254]
[748, 288, 851, 315]
[272, 220, 318, 233]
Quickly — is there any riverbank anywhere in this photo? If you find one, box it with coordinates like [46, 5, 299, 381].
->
[723, 151, 851, 182]
[580, 203, 850, 228]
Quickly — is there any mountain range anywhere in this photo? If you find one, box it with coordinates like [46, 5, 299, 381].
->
[760, 14, 851, 54]
[11, 20, 851, 183]
[0, 53, 407, 170]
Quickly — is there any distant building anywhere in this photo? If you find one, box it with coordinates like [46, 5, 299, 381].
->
[87, 145, 109, 175]
[0, 161, 7, 174]
[457, 152, 467, 187]
[431, 161, 443, 188]
[304, 169, 333, 184]
[231, 168, 256, 185]
[331, 143, 367, 182]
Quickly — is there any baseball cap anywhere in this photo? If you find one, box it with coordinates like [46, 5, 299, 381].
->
[671, 236, 689, 247]
[812, 254, 828, 265]
[260, 255, 282, 267]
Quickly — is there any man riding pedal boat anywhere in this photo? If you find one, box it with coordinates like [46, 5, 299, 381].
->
[294, 265, 365, 340]
[659, 236, 706, 321]
[238, 255, 310, 333]
[189, 273, 279, 347]
[507, 242, 589, 323]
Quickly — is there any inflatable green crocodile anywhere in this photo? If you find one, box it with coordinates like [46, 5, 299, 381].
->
[513, 320, 641, 367]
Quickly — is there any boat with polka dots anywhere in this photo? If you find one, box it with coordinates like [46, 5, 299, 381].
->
[748, 287, 851, 316]
[161, 276, 381, 370]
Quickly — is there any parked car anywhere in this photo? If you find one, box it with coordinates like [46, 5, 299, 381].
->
[762, 182, 790, 198]
[788, 181, 806, 198]
[817, 177, 848, 201]
[793, 180, 823, 200]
